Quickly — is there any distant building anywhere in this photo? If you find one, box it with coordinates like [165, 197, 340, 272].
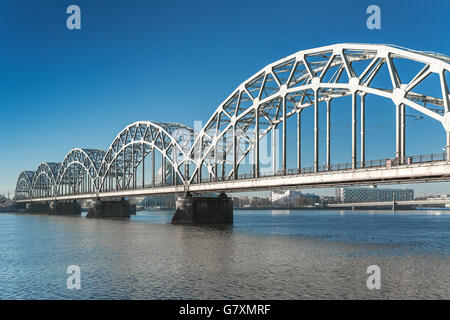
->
[233, 196, 271, 208]
[426, 193, 450, 208]
[271, 190, 319, 207]
[335, 186, 414, 203]
[320, 195, 336, 204]
[143, 193, 217, 208]
[143, 194, 176, 208]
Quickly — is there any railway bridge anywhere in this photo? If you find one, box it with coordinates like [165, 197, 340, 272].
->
[14, 43, 450, 223]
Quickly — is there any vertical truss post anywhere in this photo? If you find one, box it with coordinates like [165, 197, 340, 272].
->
[115, 157, 118, 191]
[214, 142, 218, 182]
[121, 149, 125, 190]
[222, 134, 226, 181]
[360, 94, 366, 167]
[272, 124, 277, 175]
[400, 103, 406, 163]
[326, 99, 331, 170]
[151, 148, 155, 187]
[172, 147, 176, 186]
[142, 147, 145, 189]
[198, 137, 203, 183]
[72, 167, 76, 194]
[447, 131, 450, 161]
[254, 107, 260, 178]
[297, 109, 302, 173]
[282, 96, 287, 174]
[233, 125, 237, 180]
[352, 91, 357, 169]
[314, 90, 319, 173]
[395, 103, 401, 161]
[162, 152, 166, 186]
[132, 144, 135, 189]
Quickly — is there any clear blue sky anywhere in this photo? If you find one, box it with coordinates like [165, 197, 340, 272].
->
[0, 0, 449, 197]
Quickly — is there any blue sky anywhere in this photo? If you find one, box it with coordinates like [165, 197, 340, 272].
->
[0, 0, 449, 196]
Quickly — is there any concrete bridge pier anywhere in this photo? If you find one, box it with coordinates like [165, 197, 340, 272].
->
[87, 198, 134, 218]
[14, 202, 27, 210]
[50, 201, 81, 215]
[171, 192, 233, 224]
[25, 202, 51, 214]
[25, 201, 81, 215]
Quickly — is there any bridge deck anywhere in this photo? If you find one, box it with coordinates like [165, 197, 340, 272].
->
[17, 160, 450, 203]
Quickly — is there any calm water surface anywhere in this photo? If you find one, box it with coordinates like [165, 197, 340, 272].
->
[0, 209, 449, 299]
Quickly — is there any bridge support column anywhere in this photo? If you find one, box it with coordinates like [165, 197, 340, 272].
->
[50, 201, 81, 215]
[25, 202, 51, 214]
[171, 192, 233, 224]
[14, 202, 27, 210]
[87, 198, 133, 218]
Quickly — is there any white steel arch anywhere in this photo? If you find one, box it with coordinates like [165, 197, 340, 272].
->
[15, 171, 34, 200]
[188, 43, 450, 183]
[98, 121, 195, 192]
[56, 148, 106, 196]
[31, 162, 61, 198]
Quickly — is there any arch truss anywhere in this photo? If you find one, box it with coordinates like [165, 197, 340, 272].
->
[15, 171, 34, 200]
[14, 44, 450, 200]
[56, 148, 106, 196]
[31, 162, 61, 198]
[188, 43, 450, 183]
[97, 121, 195, 192]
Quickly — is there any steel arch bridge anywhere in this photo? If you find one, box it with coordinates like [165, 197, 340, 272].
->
[15, 43, 450, 202]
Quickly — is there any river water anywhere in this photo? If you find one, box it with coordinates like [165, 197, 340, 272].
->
[0, 209, 449, 299]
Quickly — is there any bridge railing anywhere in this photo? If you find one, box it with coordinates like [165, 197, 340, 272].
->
[19, 152, 449, 199]
[230, 152, 448, 182]
[105, 152, 447, 188]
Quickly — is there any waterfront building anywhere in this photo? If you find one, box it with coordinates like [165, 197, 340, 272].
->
[335, 186, 414, 203]
[271, 190, 319, 207]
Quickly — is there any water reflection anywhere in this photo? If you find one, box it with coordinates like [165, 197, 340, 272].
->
[0, 209, 448, 299]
